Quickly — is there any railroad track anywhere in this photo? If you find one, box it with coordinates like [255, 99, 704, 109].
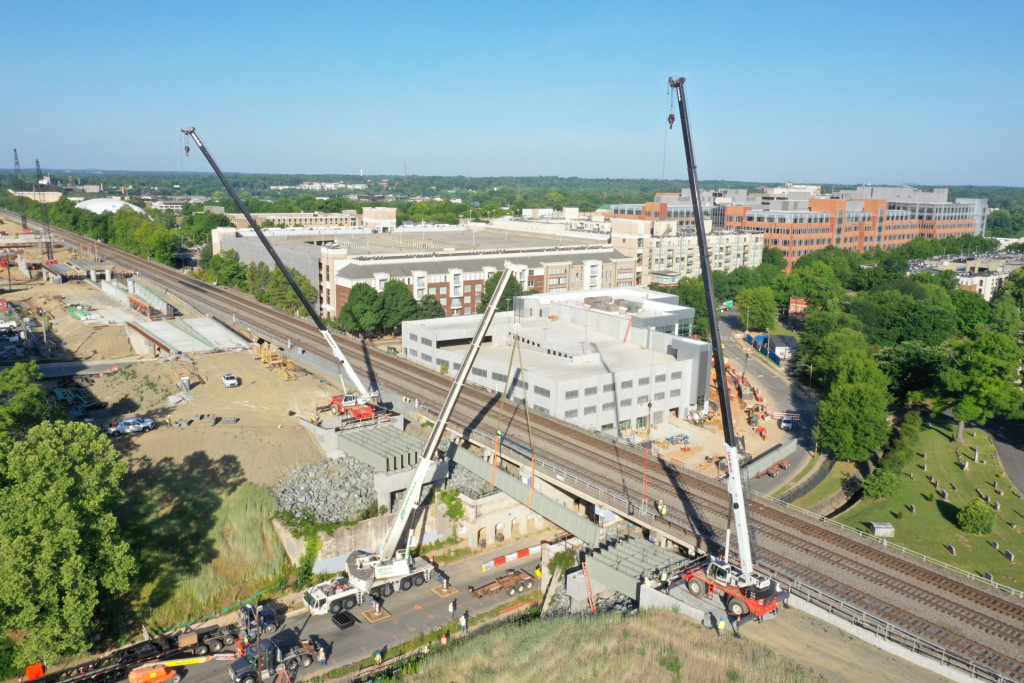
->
[17, 215, 1024, 681]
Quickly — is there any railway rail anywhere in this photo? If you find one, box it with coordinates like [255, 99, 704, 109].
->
[11, 214, 1024, 682]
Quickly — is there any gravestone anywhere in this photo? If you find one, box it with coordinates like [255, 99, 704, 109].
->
[1011, 523, 1017, 529]
[948, 545, 956, 556]
[995, 501, 1001, 511]
[985, 572, 994, 581]
[951, 483, 956, 491]
[909, 472, 914, 480]
[909, 504, 916, 514]
[962, 461, 969, 472]
[1006, 550, 1015, 563]
[942, 490, 949, 501]
[993, 541, 1000, 550]
[923, 463, 927, 472]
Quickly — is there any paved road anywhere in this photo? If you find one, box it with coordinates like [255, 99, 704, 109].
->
[180, 543, 543, 683]
[716, 312, 818, 495]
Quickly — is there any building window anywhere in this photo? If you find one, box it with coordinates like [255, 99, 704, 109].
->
[671, 371, 682, 380]
[565, 389, 579, 399]
[423, 339, 433, 347]
[584, 406, 597, 415]
[565, 409, 578, 419]
[654, 392, 665, 401]
[638, 377, 650, 386]
[655, 374, 666, 383]
[638, 395, 649, 405]
[584, 386, 597, 396]
[602, 402, 615, 411]
[409, 333, 418, 342]
[491, 372, 506, 382]
[620, 380, 633, 389]
[670, 389, 680, 397]
[603, 383, 615, 392]
[409, 349, 418, 357]
[472, 367, 487, 377]
[620, 398, 632, 407]
[534, 386, 551, 398]
[422, 354, 432, 363]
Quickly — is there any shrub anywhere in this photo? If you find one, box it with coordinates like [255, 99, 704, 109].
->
[957, 499, 996, 535]
[861, 468, 905, 500]
[548, 549, 577, 575]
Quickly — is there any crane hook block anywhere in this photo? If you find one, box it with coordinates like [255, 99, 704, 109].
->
[668, 113, 676, 129]
[184, 145, 190, 157]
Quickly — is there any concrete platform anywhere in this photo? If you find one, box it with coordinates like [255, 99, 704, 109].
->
[132, 318, 250, 353]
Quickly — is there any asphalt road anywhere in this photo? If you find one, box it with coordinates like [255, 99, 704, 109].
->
[179, 545, 543, 683]
[716, 312, 818, 495]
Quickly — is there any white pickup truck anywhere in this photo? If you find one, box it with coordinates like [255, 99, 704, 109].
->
[106, 417, 156, 435]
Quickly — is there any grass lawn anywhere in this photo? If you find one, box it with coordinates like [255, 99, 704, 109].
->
[794, 460, 861, 509]
[116, 455, 288, 632]
[776, 456, 823, 496]
[837, 418, 1024, 589]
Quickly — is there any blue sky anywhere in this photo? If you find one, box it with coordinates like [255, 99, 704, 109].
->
[4, 1, 1022, 186]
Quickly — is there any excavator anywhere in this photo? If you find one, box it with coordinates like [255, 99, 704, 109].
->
[667, 77, 780, 620]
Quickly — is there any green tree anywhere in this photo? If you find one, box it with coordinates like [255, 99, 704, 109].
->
[339, 283, 383, 334]
[875, 341, 949, 401]
[412, 294, 445, 320]
[951, 288, 990, 336]
[733, 286, 777, 332]
[0, 362, 61, 437]
[265, 268, 318, 317]
[861, 468, 905, 500]
[937, 330, 1024, 442]
[957, 499, 996, 535]
[664, 278, 710, 338]
[785, 261, 846, 311]
[380, 279, 418, 332]
[245, 261, 273, 300]
[476, 272, 523, 313]
[815, 381, 892, 462]
[0, 422, 136, 664]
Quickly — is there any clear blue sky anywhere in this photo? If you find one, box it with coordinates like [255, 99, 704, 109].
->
[4, 0, 1022, 186]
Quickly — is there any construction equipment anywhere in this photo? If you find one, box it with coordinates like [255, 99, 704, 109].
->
[13, 150, 30, 234]
[182, 128, 376, 406]
[228, 638, 316, 683]
[35, 159, 55, 261]
[669, 76, 780, 620]
[345, 267, 515, 596]
[128, 655, 235, 683]
[469, 568, 535, 599]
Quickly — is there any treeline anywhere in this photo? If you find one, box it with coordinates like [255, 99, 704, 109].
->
[660, 233, 1022, 479]
[195, 248, 319, 318]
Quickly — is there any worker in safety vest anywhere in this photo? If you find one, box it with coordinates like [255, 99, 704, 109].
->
[441, 633, 448, 646]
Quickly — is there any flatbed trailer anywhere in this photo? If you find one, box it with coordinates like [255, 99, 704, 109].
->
[469, 568, 535, 598]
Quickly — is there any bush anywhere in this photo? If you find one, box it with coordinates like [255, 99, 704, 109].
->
[861, 468, 905, 500]
[957, 499, 996, 535]
[548, 549, 577, 575]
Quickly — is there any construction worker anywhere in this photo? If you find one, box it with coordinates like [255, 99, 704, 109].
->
[717, 616, 726, 637]
[534, 564, 542, 579]
[374, 650, 382, 666]
[448, 600, 456, 620]
[318, 646, 326, 665]
[459, 613, 468, 634]
[441, 632, 448, 646]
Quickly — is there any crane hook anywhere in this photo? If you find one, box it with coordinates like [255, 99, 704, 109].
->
[668, 113, 676, 129]
[184, 144, 190, 157]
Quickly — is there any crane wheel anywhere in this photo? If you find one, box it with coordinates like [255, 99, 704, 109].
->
[413, 574, 425, 586]
[195, 644, 209, 656]
[264, 623, 278, 635]
[400, 578, 413, 591]
[331, 405, 339, 415]
[382, 583, 394, 598]
[210, 639, 224, 652]
[329, 602, 342, 614]
[343, 596, 357, 610]
[222, 635, 235, 645]
[687, 579, 704, 597]
[300, 656, 313, 668]
[728, 598, 748, 616]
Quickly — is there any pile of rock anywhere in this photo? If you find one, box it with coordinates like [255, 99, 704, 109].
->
[544, 575, 637, 618]
[446, 459, 497, 500]
[273, 457, 378, 524]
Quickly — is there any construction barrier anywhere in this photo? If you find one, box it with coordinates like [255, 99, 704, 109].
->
[481, 544, 542, 572]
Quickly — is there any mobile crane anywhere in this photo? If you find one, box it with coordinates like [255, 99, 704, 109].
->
[180, 128, 377, 409]
[345, 267, 515, 595]
[667, 77, 780, 620]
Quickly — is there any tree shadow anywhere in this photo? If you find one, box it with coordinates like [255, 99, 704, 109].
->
[936, 500, 960, 526]
[115, 451, 244, 628]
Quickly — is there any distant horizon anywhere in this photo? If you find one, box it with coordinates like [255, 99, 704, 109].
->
[3, 168, 1021, 192]
[3, 2, 1021, 188]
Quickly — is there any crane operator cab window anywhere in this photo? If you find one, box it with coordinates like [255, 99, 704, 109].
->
[710, 562, 731, 583]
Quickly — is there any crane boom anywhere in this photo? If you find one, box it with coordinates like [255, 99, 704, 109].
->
[179, 127, 372, 400]
[13, 150, 29, 235]
[378, 266, 514, 562]
[669, 77, 753, 578]
[35, 160, 54, 261]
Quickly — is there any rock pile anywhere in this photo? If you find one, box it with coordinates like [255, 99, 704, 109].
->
[273, 457, 378, 524]
[447, 459, 497, 500]
[544, 575, 637, 618]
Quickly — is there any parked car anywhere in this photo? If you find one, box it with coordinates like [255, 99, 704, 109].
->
[106, 417, 156, 435]
[222, 373, 240, 388]
[780, 416, 794, 431]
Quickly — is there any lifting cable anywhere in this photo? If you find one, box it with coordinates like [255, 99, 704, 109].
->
[490, 329, 537, 504]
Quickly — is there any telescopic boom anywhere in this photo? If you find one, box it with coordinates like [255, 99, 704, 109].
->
[180, 127, 373, 401]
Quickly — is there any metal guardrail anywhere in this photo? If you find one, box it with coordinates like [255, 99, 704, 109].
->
[777, 456, 835, 504]
[761, 493, 1024, 600]
[772, 573, 1015, 683]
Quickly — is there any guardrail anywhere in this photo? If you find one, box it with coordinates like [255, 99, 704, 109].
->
[771, 572, 1014, 683]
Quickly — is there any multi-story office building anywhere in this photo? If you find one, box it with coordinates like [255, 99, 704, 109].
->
[401, 288, 710, 433]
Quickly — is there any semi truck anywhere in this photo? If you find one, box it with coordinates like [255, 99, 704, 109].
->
[227, 638, 316, 683]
